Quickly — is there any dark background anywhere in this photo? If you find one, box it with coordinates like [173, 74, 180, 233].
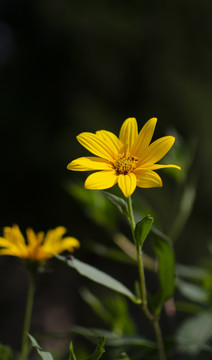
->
[0, 0, 212, 357]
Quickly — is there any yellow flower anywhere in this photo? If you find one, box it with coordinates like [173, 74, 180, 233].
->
[0, 225, 80, 262]
[67, 117, 181, 198]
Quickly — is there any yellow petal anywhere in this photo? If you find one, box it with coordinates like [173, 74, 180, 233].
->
[85, 171, 118, 190]
[3, 225, 27, 252]
[131, 117, 157, 157]
[117, 173, 137, 198]
[26, 228, 44, 247]
[67, 157, 112, 171]
[0, 237, 12, 247]
[0, 238, 28, 257]
[4, 225, 25, 246]
[44, 227, 67, 246]
[45, 237, 80, 254]
[140, 136, 175, 165]
[96, 130, 122, 158]
[77, 132, 115, 161]
[135, 170, 162, 188]
[119, 118, 138, 153]
[139, 163, 181, 171]
[0, 248, 22, 256]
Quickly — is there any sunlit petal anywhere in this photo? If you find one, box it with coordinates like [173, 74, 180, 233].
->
[0, 237, 13, 247]
[3, 225, 27, 252]
[67, 157, 112, 171]
[118, 173, 137, 198]
[26, 228, 44, 247]
[77, 132, 115, 161]
[140, 136, 175, 165]
[119, 118, 138, 153]
[96, 130, 122, 158]
[138, 163, 181, 171]
[43, 237, 80, 254]
[44, 227, 67, 246]
[135, 169, 162, 188]
[0, 248, 23, 256]
[131, 117, 157, 157]
[85, 171, 118, 190]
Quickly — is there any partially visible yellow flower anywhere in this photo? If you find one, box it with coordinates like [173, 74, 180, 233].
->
[0, 225, 80, 262]
[67, 117, 181, 197]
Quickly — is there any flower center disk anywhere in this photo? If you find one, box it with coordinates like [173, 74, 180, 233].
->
[113, 155, 139, 175]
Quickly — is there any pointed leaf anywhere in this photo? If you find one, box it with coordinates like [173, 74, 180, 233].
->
[85, 337, 105, 360]
[80, 287, 113, 325]
[135, 215, 154, 248]
[176, 279, 209, 303]
[56, 255, 137, 302]
[86, 241, 136, 265]
[176, 312, 212, 355]
[176, 264, 210, 281]
[102, 191, 129, 218]
[151, 233, 175, 316]
[72, 326, 156, 349]
[28, 334, 54, 360]
[69, 342, 77, 360]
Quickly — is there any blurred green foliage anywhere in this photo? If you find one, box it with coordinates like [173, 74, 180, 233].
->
[0, 344, 13, 360]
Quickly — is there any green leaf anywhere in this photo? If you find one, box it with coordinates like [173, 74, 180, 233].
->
[0, 344, 13, 360]
[80, 287, 114, 326]
[151, 233, 175, 316]
[176, 263, 210, 281]
[175, 301, 203, 314]
[69, 338, 105, 360]
[69, 342, 77, 360]
[101, 191, 129, 218]
[85, 241, 136, 265]
[106, 336, 156, 348]
[56, 255, 138, 302]
[85, 337, 105, 360]
[80, 288, 136, 334]
[176, 278, 209, 303]
[176, 312, 212, 355]
[169, 179, 197, 241]
[135, 215, 154, 248]
[28, 334, 54, 360]
[103, 294, 136, 335]
[72, 326, 156, 349]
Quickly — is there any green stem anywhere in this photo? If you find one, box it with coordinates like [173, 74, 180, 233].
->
[137, 245, 154, 321]
[127, 196, 166, 360]
[153, 319, 167, 360]
[20, 272, 35, 360]
[127, 195, 135, 238]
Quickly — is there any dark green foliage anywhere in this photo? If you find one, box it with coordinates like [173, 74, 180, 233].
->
[151, 232, 175, 316]
[0, 344, 13, 360]
[135, 215, 154, 249]
[28, 334, 54, 360]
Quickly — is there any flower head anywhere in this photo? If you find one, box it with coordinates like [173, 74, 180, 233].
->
[67, 117, 181, 197]
[0, 225, 80, 262]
